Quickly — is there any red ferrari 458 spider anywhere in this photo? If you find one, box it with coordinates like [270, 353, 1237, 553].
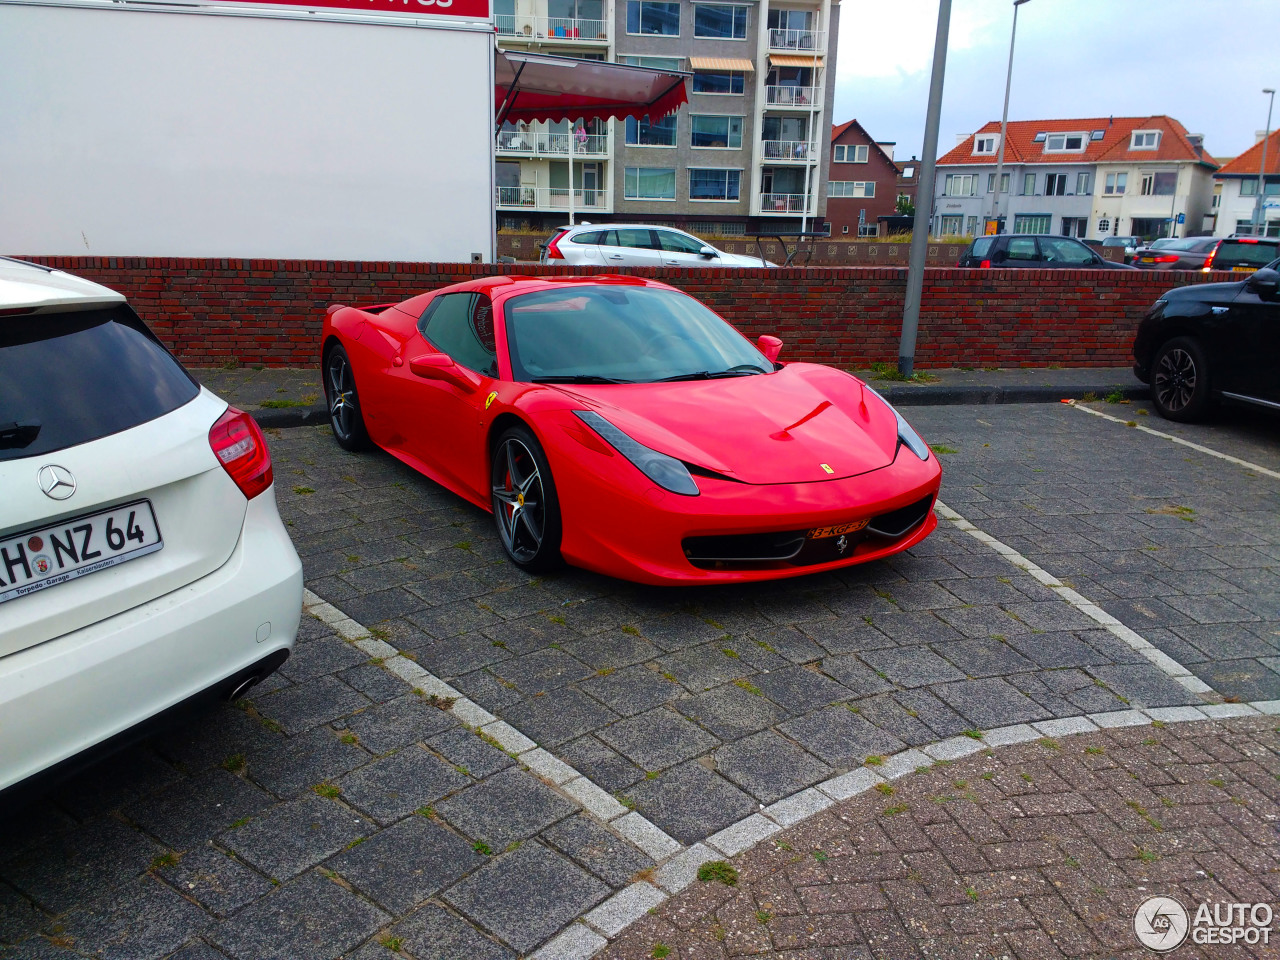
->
[321, 275, 941, 585]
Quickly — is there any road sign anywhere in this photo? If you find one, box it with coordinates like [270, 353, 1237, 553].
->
[1176, 213, 1185, 224]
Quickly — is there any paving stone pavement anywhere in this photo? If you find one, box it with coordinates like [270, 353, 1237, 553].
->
[596, 716, 1280, 960]
[1, 400, 1276, 959]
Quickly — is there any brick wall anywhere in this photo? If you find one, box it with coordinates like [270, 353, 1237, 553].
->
[496, 235, 968, 265]
[23, 257, 1233, 369]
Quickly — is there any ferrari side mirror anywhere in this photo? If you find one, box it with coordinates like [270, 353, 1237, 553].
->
[758, 335, 783, 363]
[408, 352, 479, 392]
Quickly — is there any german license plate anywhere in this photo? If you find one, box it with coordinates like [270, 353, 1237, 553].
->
[808, 519, 869, 540]
[0, 500, 162, 604]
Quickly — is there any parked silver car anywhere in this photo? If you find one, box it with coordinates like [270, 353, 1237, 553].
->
[541, 224, 775, 267]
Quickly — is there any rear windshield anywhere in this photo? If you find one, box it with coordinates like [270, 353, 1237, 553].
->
[969, 237, 995, 258]
[1215, 240, 1279, 266]
[0, 304, 198, 462]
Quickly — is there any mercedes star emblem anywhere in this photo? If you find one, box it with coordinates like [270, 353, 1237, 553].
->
[37, 464, 77, 500]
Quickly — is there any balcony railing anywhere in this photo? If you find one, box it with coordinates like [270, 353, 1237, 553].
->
[768, 28, 825, 51]
[759, 193, 813, 214]
[496, 186, 612, 211]
[762, 139, 816, 161]
[496, 130, 609, 158]
[496, 16, 609, 42]
[765, 85, 818, 108]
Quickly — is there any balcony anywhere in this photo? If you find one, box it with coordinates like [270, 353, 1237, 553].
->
[496, 130, 609, 158]
[765, 85, 818, 109]
[767, 28, 825, 52]
[761, 140, 817, 162]
[496, 16, 609, 43]
[496, 185, 612, 212]
[758, 193, 813, 215]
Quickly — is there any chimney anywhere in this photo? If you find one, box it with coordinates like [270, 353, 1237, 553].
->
[956, 133, 970, 146]
[877, 141, 896, 160]
[1258, 130, 1270, 144]
[1188, 133, 1204, 158]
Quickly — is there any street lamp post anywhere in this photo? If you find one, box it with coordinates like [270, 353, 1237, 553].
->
[1253, 88, 1275, 236]
[990, 0, 1031, 232]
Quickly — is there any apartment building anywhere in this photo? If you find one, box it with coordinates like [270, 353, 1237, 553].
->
[933, 115, 1217, 241]
[1212, 129, 1280, 238]
[494, 0, 839, 235]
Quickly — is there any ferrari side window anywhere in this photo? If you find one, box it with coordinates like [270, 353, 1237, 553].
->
[422, 293, 497, 375]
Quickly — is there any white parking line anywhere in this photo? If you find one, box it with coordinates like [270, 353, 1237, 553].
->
[1070, 401, 1280, 481]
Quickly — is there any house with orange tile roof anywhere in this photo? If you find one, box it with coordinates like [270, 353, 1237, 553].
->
[932, 115, 1218, 242]
[1212, 129, 1280, 238]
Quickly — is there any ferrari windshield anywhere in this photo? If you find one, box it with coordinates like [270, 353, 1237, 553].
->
[503, 285, 771, 384]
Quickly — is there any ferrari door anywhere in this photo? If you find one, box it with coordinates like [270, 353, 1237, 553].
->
[397, 292, 497, 505]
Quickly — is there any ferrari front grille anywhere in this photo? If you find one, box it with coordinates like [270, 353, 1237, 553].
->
[682, 530, 807, 565]
[866, 495, 935, 539]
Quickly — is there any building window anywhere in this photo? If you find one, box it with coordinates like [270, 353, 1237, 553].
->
[828, 181, 875, 198]
[1046, 173, 1067, 196]
[689, 168, 741, 201]
[841, 224, 849, 234]
[966, 216, 979, 236]
[627, 1, 680, 36]
[1131, 131, 1161, 150]
[693, 3, 747, 39]
[974, 135, 997, 154]
[1140, 172, 1176, 196]
[1013, 214, 1051, 234]
[1061, 217, 1087, 238]
[1076, 172, 1090, 195]
[986, 172, 1010, 193]
[625, 114, 677, 146]
[622, 55, 682, 69]
[902, 166, 915, 178]
[943, 174, 977, 197]
[624, 167, 677, 199]
[939, 215, 964, 236]
[1022, 172, 1036, 195]
[1097, 217, 1111, 233]
[1212, 192, 1221, 208]
[859, 223, 879, 237]
[1104, 172, 1127, 195]
[692, 70, 744, 94]
[690, 115, 742, 149]
[833, 144, 869, 163]
[1241, 179, 1258, 196]
[1044, 133, 1085, 152]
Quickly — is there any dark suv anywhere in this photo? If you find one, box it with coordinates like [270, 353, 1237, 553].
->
[1132, 257, 1280, 421]
[957, 234, 1135, 269]
[1202, 236, 1280, 273]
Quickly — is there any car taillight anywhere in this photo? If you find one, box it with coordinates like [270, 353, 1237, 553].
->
[545, 231, 567, 260]
[209, 406, 273, 500]
[1153, 255, 1179, 263]
[979, 259, 991, 269]
[1202, 248, 1217, 271]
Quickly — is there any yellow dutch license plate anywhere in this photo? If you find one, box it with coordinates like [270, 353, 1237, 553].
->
[1232, 266, 1257, 273]
[1140, 257, 1155, 263]
[808, 519, 869, 540]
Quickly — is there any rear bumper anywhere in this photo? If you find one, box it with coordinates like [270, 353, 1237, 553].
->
[0, 486, 302, 794]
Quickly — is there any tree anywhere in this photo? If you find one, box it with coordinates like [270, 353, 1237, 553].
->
[896, 195, 916, 217]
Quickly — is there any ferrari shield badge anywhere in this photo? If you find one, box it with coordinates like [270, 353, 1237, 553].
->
[820, 463, 835, 474]
[485, 391, 498, 410]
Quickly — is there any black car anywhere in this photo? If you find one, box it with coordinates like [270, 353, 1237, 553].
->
[957, 234, 1136, 269]
[1132, 257, 1280, 421]
[1203, 236, 1280, 273]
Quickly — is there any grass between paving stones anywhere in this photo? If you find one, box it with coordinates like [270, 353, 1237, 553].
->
[697, 861, 739, 886]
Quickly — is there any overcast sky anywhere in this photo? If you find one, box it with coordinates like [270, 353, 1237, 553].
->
[833, 0, 1277, 164]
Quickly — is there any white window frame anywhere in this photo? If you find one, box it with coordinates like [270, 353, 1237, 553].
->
[974, 135, 997, 155]
[834, 144, 869, 163]
[902, 166, 915, 179]
[624, 114, 678, 148]
[691, 70, 745, 95]
[858, 223, 879, 237]
[692, 2, 749, 40]
[1131, 130, 1161, 150]
[1022, 172, 1036, 195]
[986, 172, 1010, 193]
[828, 181, 875, 198]
[1044, 132, 1087, 153]
[626, 0, 681, 37]
[1012, 214, 1051, 234]
[1104, 172, 1127, 195]
[943, 174, 978, 197]
[1076, 172, 1090, 195]
[624, 166, 677, 200]
[689, 114, 744, 150]
[687, 166, 743, 202]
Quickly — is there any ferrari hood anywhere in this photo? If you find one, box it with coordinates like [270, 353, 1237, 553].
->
[563, 364, 900, 484]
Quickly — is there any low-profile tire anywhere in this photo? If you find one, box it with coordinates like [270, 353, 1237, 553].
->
[491, 424, 563, 572]
[324, 344, 371, 451]
[1150, 336, 1211, 423]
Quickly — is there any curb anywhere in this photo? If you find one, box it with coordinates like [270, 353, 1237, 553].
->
[877, 382, 1149, 407]
[253, 405, 328, 429]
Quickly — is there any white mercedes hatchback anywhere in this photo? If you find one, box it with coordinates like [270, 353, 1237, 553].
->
[0, 258, 302, 794]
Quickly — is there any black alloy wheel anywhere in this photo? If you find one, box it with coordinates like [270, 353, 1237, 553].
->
[1150, 336, 1210, 423]
[491, 425, 562, 571]
[324, 344, 371, 451]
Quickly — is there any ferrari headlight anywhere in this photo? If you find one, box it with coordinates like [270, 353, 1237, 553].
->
[865, 387, 931, 462]
[574, 411, 700, 496]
